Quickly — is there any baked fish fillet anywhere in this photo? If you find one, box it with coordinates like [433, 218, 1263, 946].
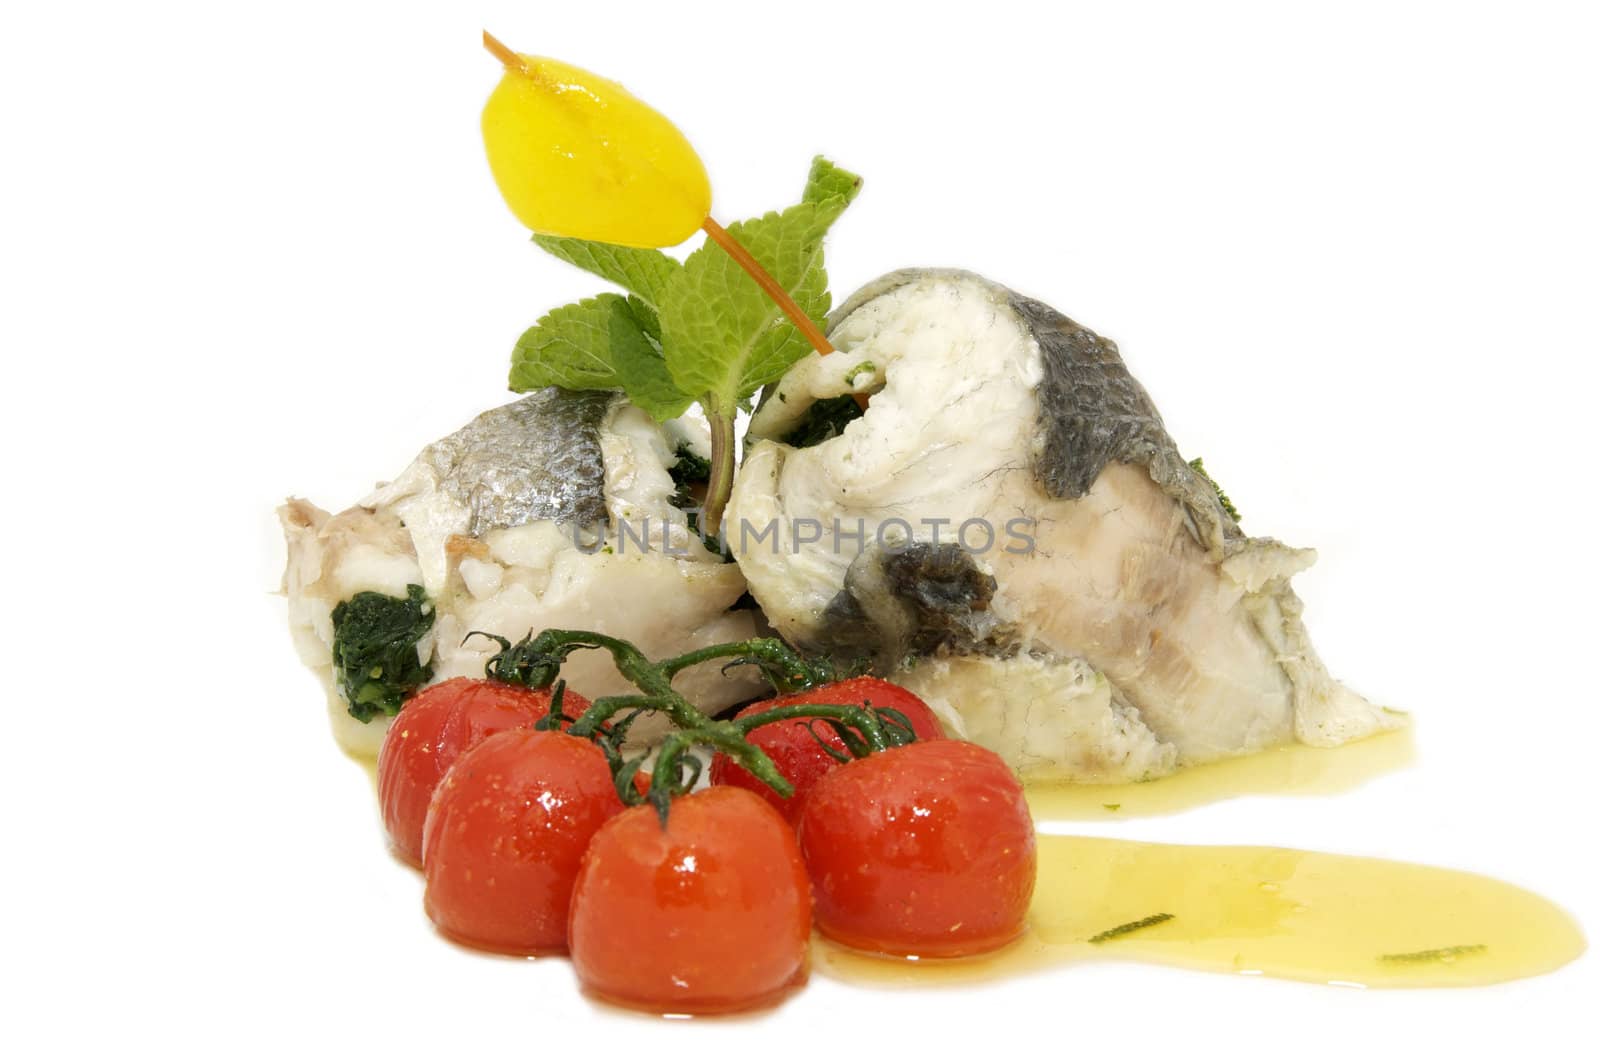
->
[727, 269, 1402, 782]
[281, 389, 763, 758]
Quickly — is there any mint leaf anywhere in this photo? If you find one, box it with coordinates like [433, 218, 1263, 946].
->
[522, 237, 686, 414]
[532, 235, 681, 310]
[660, 192, 855, 410]
[626, 294, 662, 340]
[803, 156, 863, 207]
[510, 295, 691, 418]
[608, 302, 692, 421]
[509, 294, 634, 392]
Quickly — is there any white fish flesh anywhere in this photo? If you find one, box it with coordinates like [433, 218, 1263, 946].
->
[726, 269, 1402, 782]
[280, 390, 764, 758]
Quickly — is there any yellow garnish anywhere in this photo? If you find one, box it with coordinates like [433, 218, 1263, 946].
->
[481, 41, 711, 248]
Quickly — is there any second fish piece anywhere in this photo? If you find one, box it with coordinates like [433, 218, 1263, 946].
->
[728, 269, 1402, 782]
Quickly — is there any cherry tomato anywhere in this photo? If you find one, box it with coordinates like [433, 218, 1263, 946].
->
[707, 675, 940, 826]
[568, 787, 811, 1014]
[421, 729, 623, 954]
[376, 677, 591, 866]
[709, 677, 945, 823]
[798, 740, 1035, 958]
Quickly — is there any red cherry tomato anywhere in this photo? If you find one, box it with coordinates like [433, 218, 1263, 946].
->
[568, 787, 811, 1014]
[708, 677, 945, 823]
[798, 740, 1035, 958]
[376, 677, 590, 866]
[421, 729, 623, 954]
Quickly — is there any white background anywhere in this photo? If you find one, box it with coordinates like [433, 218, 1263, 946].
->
[3, 1, 1596, 1059]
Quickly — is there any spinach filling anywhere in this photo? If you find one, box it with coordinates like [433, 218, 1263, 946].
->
[330, 584, 436, 722]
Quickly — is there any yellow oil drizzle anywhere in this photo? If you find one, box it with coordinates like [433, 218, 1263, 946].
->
[815, 833, 1585, 989]
[348, 725, 1582, 989]
[1025, 727, 1416, 821]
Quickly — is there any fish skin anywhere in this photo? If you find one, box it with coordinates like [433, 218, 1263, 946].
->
[814, 542, 1016, 669]
[1014, 289, 1242, 553]
[830, 269, 1238, 553]
[1019, 291, 1173, 500]
[417, 388, 613, 537]
[731, 269, 1401, 780]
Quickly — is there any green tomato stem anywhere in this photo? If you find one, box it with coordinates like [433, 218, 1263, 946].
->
[566, 694, 678, 739]
[655, 723, 794, 801]
[731, 703, 890, 751]
[510, 629, 795, 801]
[498, 629, 904, 819]
[656, 636, 829, 691]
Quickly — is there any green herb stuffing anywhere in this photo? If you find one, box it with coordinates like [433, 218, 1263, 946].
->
[668, 443, 713, 539]
[669, 443, 712, 499]
[329, 585, 436, 722]
[1088, 912, 1175, 944]
[1188, 456, 1241, 522]
[1379, 944, 1486, 964]
[779, 394, 865, 448]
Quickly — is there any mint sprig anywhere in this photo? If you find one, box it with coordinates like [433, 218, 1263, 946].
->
[508, 157, 862, 531]
[660, 190, 854, 410]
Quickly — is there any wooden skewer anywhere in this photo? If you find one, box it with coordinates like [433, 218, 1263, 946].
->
[701, 218, 834, 356]
[481, 30, 527, 73]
